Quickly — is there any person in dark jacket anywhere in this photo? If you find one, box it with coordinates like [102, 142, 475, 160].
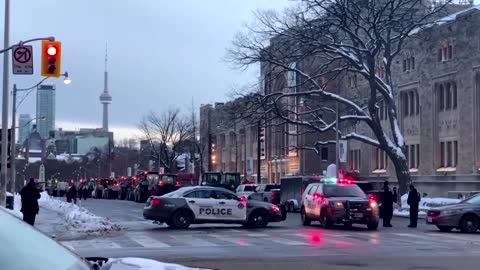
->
[67, 184, 78, 204]
[407, 184, 421, 228]
[20, 178, 41, 226]
[81, 185, 89, 200]
[381, 181, 396, 227]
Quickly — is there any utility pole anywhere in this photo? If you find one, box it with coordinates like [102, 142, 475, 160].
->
[257, 120, 262, 183]
[10, 84, 17, 193]
[0, 0, 10, 206]
[335, 101, 340, 178]
[207, 108, 212, 171]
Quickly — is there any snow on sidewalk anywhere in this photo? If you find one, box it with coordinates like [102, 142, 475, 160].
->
[393, 194, 461, 218]
[9, 191, 121, 240]
[103, 258, 211, 270]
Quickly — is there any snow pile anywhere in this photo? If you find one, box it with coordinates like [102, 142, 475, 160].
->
[5, 192, 23, 218]
[38, 191, 121, 234]
[102, 258, 211, 270]
[393, 194, 461, 218]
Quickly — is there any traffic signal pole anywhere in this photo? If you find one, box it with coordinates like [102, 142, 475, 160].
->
[0, 0, 10, 207]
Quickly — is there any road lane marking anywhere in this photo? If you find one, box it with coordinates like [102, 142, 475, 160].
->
[172, 236, 219, 247]
[271, 237, 307, 246]
[127, 233, 171, 248]
[210, 234, 252, 246]
[88, 240, 121, 249]
[247, 233, 269, 237]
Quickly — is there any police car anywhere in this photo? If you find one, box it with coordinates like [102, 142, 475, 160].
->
[300, 178, 379, 230]
[143, 186, 285, 229]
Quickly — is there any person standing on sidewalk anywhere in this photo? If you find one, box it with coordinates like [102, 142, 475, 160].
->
[20, 178, 41, 226]
[407, 184, 421, 228]
[381, 181, 395, 227]
[67, 184, 78, 204]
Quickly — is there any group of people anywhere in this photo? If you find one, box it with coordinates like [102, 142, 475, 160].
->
[66, 184, 90, 203]
[381, 181, 422, 228]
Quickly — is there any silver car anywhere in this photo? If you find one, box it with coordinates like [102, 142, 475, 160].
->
[426, 194, 480, 233]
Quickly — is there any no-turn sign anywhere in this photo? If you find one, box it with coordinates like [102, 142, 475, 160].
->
[12, 45, 33, 75]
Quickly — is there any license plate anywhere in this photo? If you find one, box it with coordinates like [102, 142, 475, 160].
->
[354, 213, 363, 218]
[427, 217, 433, 223]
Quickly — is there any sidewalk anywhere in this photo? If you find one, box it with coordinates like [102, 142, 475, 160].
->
[34, 207, 69, 239]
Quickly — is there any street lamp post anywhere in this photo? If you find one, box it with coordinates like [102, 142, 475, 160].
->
[9, 73, 70, 195]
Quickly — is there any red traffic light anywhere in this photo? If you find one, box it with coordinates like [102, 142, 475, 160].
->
[47, 46, 57, 56]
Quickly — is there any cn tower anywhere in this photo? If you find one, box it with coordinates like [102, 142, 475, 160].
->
[99, 45, 112, 131]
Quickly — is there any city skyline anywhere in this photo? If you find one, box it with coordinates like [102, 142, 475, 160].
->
[5, 0, 291, 137]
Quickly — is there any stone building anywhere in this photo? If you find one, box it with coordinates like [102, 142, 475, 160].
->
[200, 102, 268, 182]
[203, 2, 480, 194]
[344, 4, 480, 196]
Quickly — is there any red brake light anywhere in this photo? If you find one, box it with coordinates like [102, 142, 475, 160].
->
[428, 210, 441, 217]
[158, 180, 164, 186]
[175, 181, 181, 187]
[151, 198, 161, 206]
[270, 192, 276, 201]
[313, 193, 321, 200]
[369, 195, 375, 201]
[338, 178, 344, 183]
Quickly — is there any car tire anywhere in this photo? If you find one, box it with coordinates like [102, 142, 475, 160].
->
[437, 225, 454, 232]
[249, 210, 269, 228]
[301, 207, 311, 226]
[459, 214, 479, 233]
[320, 210, 333, 228]
[367, 221, 379, 230]
[170, 210, 192, 229]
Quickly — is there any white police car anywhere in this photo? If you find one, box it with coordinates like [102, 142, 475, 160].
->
[143, 186, 285, 229]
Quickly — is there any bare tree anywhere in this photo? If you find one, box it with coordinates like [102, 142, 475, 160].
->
[229, 0, 453, 195]
[139, 108, 194, 173]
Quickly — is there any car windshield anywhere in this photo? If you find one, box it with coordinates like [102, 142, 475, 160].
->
[323, 184, 366, 198]
[463, 194, 480, 204]
[0, 209, 90, 270]
[243, 185, 256, 192]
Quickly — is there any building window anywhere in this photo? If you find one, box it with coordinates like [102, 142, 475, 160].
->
[437, 82, 457, 112]
[439, 42, 454, 62]
[406, 144, 420, 169]
[438, 140, 458, 169]
[375, 148, 388, 170]
[403, 56, 415, 72]
[379, 101, 388, 121]
[439, 84, 445, 111]
[401, 90, 419, 117]
[321, 147, 328, 161]
[349, 149, 360, 171]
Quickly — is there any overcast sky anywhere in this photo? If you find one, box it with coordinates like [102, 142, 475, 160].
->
[1, 0, 291, 139]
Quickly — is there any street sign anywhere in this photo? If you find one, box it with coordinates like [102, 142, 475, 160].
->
[12, 45, 33, 75]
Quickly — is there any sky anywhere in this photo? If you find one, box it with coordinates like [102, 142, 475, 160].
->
[1, 0, 291, 140]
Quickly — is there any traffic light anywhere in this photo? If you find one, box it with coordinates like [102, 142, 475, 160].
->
[41, 40, 62, 77]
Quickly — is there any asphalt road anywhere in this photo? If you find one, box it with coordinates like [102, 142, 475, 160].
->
[65, 198, 480, 268]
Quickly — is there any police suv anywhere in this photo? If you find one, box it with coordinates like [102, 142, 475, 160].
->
[300, 178, 379, 230]
[143, 186, 285, 229]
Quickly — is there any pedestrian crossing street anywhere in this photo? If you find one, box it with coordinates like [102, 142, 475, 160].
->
[60, 228, 480, 252]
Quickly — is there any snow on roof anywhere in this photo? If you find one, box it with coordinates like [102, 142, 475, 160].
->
[410, 5, 480, 35]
